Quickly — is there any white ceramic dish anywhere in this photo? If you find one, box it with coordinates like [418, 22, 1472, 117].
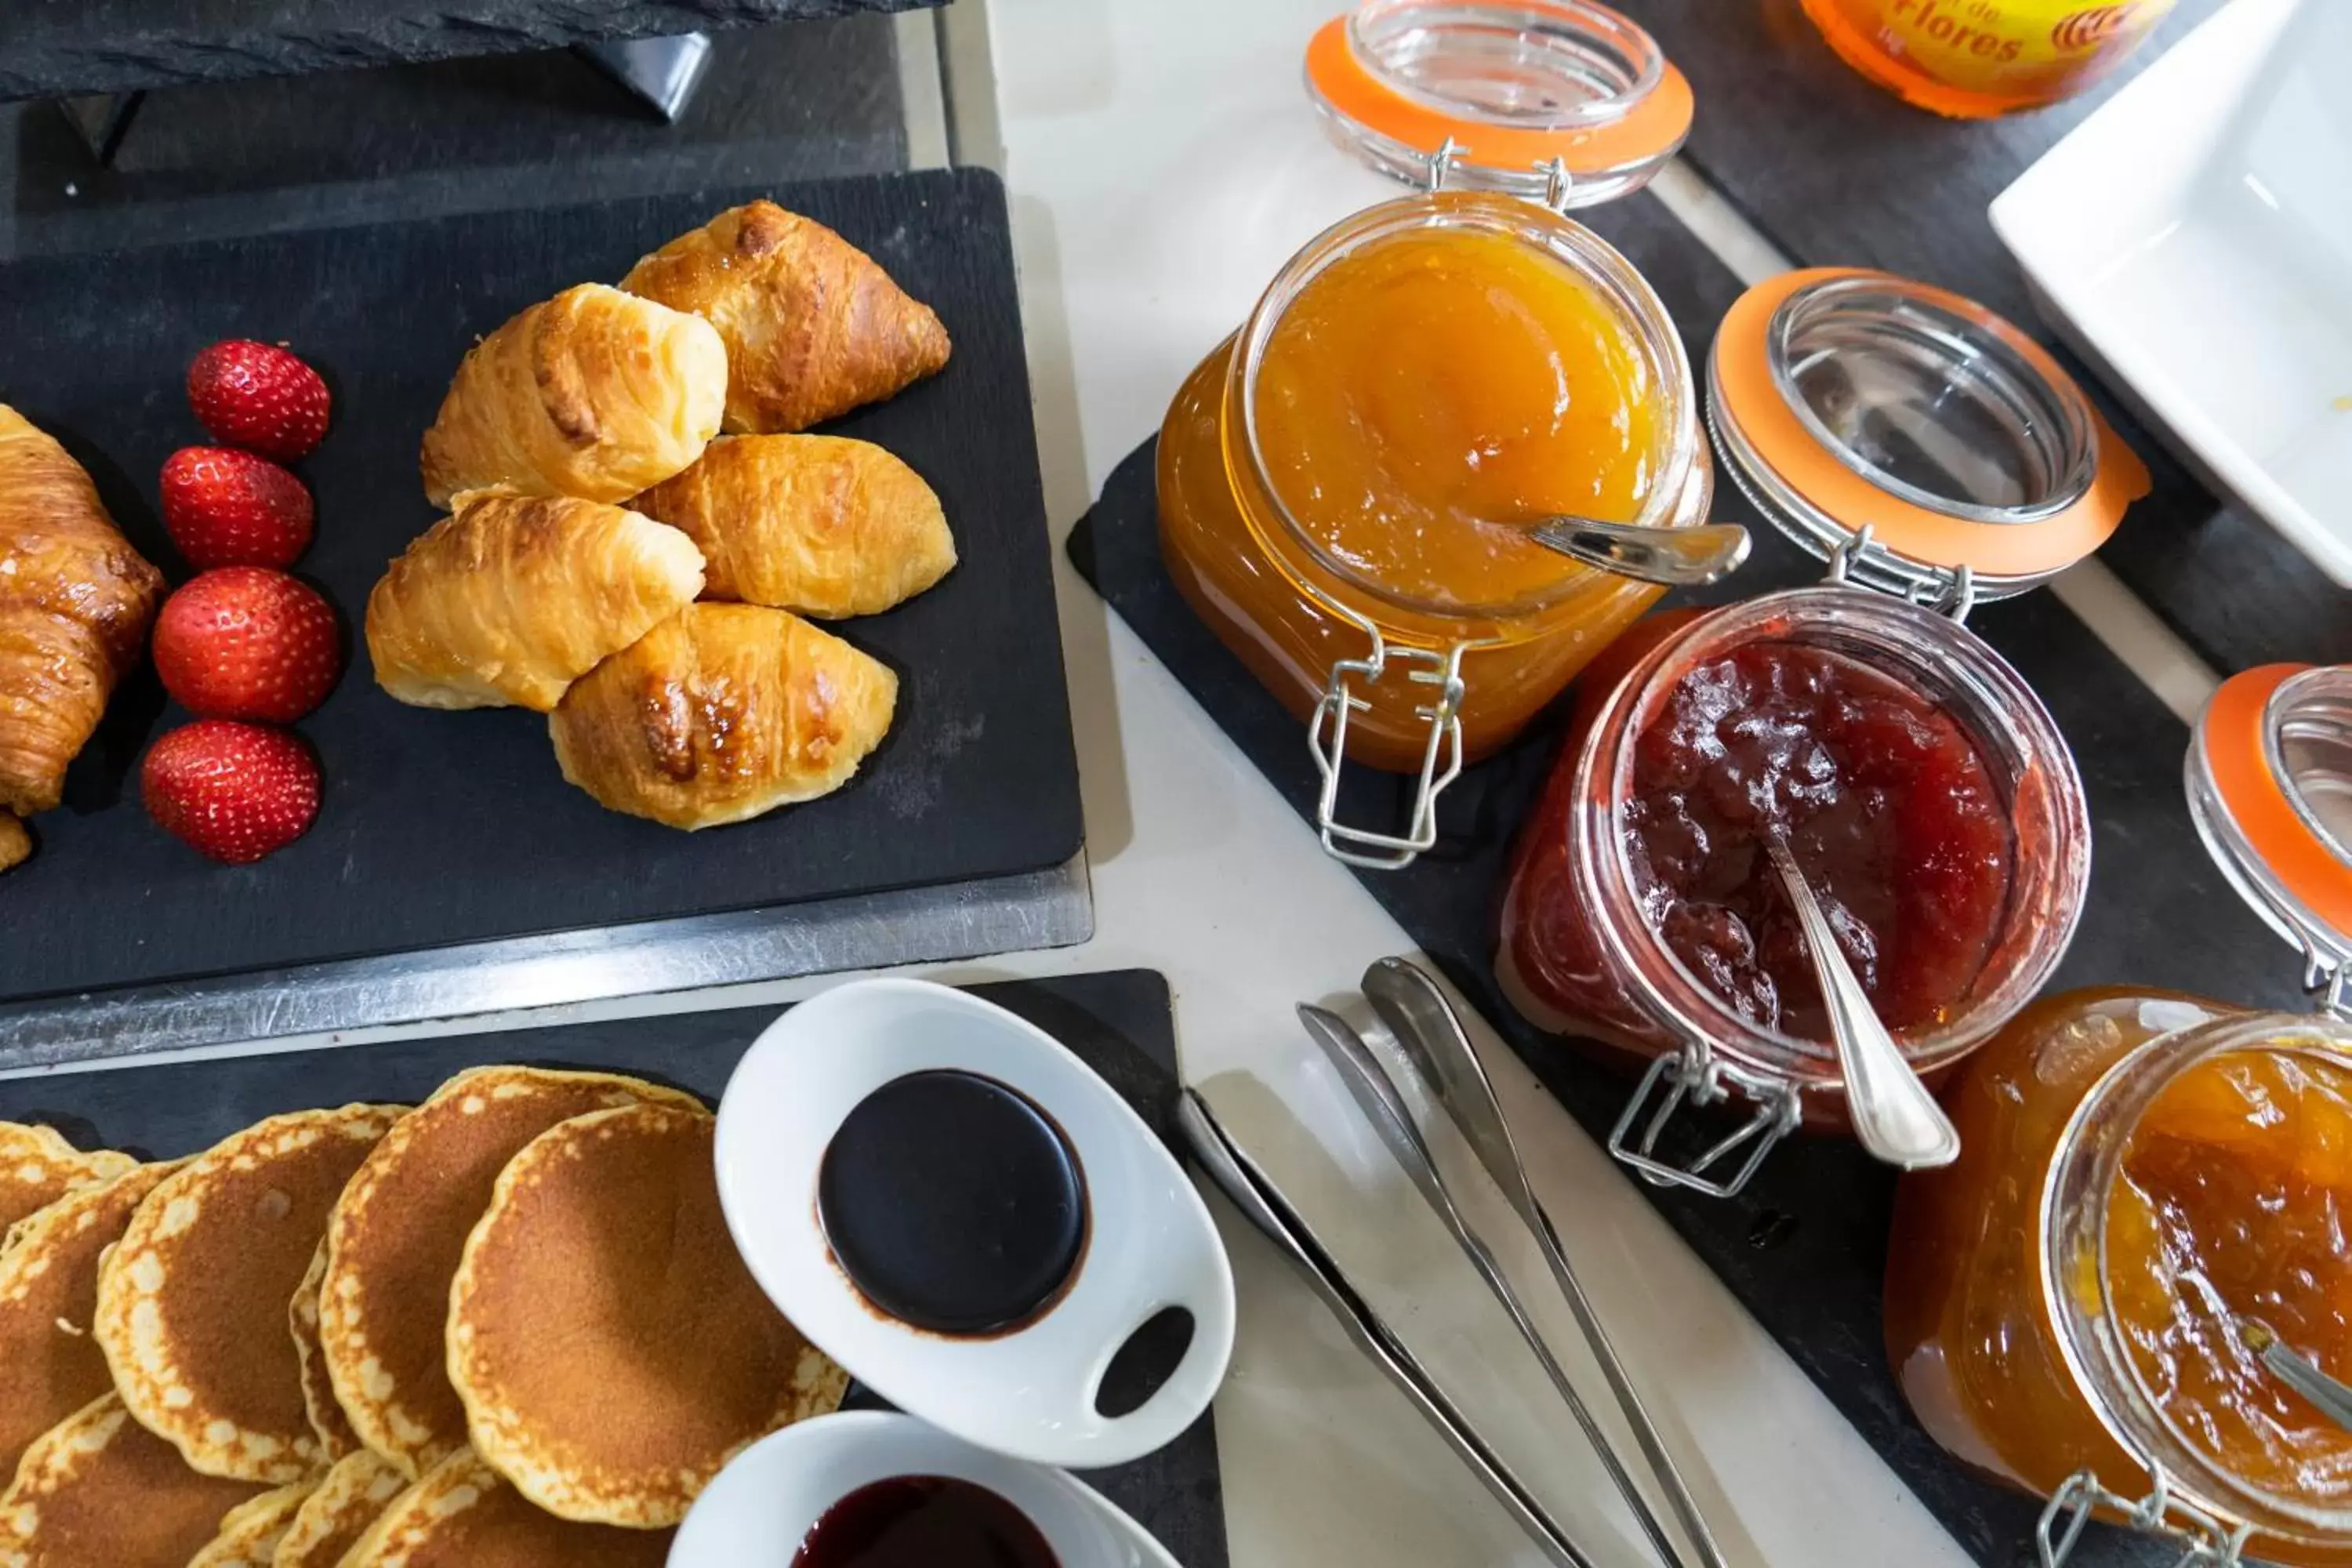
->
[1991, 0, 2352, 586]
[713, 978, 1236, 1469]
[669, 1410, 1182, 1567]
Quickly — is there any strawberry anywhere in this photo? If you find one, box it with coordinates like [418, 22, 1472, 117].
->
[142, 720, 320, 865]
[153, 567, 341, 723]
[187, 340, 331, 462]
[159, 446, 314, 569]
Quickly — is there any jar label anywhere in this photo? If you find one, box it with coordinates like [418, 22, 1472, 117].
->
[1847, 0, 2178, 96]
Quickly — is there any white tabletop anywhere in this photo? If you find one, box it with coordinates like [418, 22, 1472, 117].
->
[15, 3, 2226, 1563]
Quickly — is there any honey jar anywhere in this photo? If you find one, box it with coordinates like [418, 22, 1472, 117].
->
[1799, 0, 2180, 118]
[1885, 664, 2352, 1566]
[1495, 265, 2146, 1192]
[1158, 0, 1707, 868]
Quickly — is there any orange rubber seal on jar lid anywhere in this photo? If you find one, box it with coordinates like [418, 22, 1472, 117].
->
[1714, 267, 2147, 579]
[2201, 663, 2352, 941]
[1303, 11, 1693, 178]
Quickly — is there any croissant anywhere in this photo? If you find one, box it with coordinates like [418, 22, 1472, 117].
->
[0, 405, 165, 826]
[419, 284, 727, 507]
[0, 814, 27, 874]
[628, 435, 955, 619]
[366, 492, 705, 713]
[549, 603, 896, 829]
[620, 202, 952, 435]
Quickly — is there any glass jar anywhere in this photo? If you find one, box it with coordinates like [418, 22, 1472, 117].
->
[1490, 263, 2140, 1192]
[1798, 0, 2180, 119]
[1159, 0, 1706, 869]
[1495, 585, 2092, 1193]
[1886, 663, 2352, 1567]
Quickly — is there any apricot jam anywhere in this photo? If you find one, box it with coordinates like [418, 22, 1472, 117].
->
[1625, 641, 2014, 1039]
[2111, 1050, 2352, 1505]
[1157, 193, 1706, 775]
[1252, 226, 1657, 613]
[1886, 997, 2352, 1563]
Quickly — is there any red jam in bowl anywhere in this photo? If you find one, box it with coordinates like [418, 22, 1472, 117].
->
[1625, 642, 2014, 1039]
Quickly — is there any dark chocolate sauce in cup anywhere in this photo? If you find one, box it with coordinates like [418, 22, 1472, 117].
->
[817, 1070, 1087, 1336]
[792, 1475, 1059, 1568]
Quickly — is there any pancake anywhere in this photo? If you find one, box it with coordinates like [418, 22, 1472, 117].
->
[320, 1065, 700, 1479]
[270, 1450, 405, 1568]
[448, 1102, 845, 1526]
[0, 1161, 178, 1483]
[0, 1124, 132, 1242]
[338, 1447, 673, 1567]
[94, 1105, 403, 1483]
[0, 1392, 270, 1567]
[287, 1240, 358, 1464]
[187, 1480, 315, 1568]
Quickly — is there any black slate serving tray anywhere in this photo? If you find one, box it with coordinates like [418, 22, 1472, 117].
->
[0, 168, 1083, 1004]
[1627, 0, 2352, 683]
[0, 0, 933, 103]
[0, 968, 1227, 1568]
[1069, 189, 2303, 1567]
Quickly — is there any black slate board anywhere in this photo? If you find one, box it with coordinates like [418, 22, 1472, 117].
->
[1624, 0, 2352, 682]
[0, 0, 932, 103]
[0, 968, 1228, 1568]
[1069, 189, 2307, 1568]
[0, 168, 1083, 1002]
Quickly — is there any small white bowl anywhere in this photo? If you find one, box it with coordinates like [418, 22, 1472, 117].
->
[713, 978, 1236, 1468]
[669, 1410, 1181, 1567]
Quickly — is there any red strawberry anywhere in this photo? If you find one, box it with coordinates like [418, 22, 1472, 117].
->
[153, 567, 341, 723]
[142, 720, 320, 865]
[159, 446, 314, 569]
[187, 340, 331, 462]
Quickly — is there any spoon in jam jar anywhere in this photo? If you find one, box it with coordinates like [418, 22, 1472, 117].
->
[1524, 516, 1752, 586]
[2240, 1319, 2352, 1432]
[1762, 837, 1962, 1170]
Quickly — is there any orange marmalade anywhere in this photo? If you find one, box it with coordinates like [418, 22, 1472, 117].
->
[1886, 993, 2352, 1563]
[1157, 193, 1706, 772]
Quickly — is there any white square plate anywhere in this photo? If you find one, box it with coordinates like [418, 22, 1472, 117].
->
[1991, 0, 2352, 586]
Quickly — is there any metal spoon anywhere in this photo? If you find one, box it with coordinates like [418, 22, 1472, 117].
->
[1526, 516, 1751, 587]
[2241, 1319, 2352, 1432]
[1298, 1004, 1691, 1568]
[1361, 957, 1730, 1568]
[1762, 837, 1961, 1170]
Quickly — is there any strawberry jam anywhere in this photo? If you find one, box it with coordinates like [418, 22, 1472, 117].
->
[1624, 642, 2014, 1039]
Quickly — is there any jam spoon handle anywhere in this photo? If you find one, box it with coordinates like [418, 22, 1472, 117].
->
[1762, 837, 1962, 1171]
[2244, 1321, 2352, 1432]
[1526, 517, 1751, 586]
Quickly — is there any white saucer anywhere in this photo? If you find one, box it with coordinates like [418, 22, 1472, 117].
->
[668, 1410, 1182, 1567]
[713, 978, 1235, 1468]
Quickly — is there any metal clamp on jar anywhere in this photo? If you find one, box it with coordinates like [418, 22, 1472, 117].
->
[1496, 263, 2147, 1196]
[1156, 0, 1712, 869]
[1885, 664, 2352, 1568]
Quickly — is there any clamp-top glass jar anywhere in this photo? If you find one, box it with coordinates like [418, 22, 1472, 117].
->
[1886, 665, 2352, 1568]
[1494, 263, 2145, 1192]
[1157, 0, 1706, 869]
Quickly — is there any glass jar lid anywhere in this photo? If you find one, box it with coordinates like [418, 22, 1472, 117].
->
[1708, 267, 2149, 608]
[2190, 663, 2352, 1000]
[1304, 0, 1693, 205]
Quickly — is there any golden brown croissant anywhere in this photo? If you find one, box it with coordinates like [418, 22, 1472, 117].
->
[0, 814, 27, 874]
[0, 405, 165, 822]
[418, 283, 727, 507]
[366, 492, 706, 713]
[550, 603, 895, 829]
[620, 202, 952, 435]
[628, 434, 955, 618]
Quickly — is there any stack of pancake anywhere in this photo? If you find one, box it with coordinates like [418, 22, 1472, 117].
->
[0, 1066, 844, 1567]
